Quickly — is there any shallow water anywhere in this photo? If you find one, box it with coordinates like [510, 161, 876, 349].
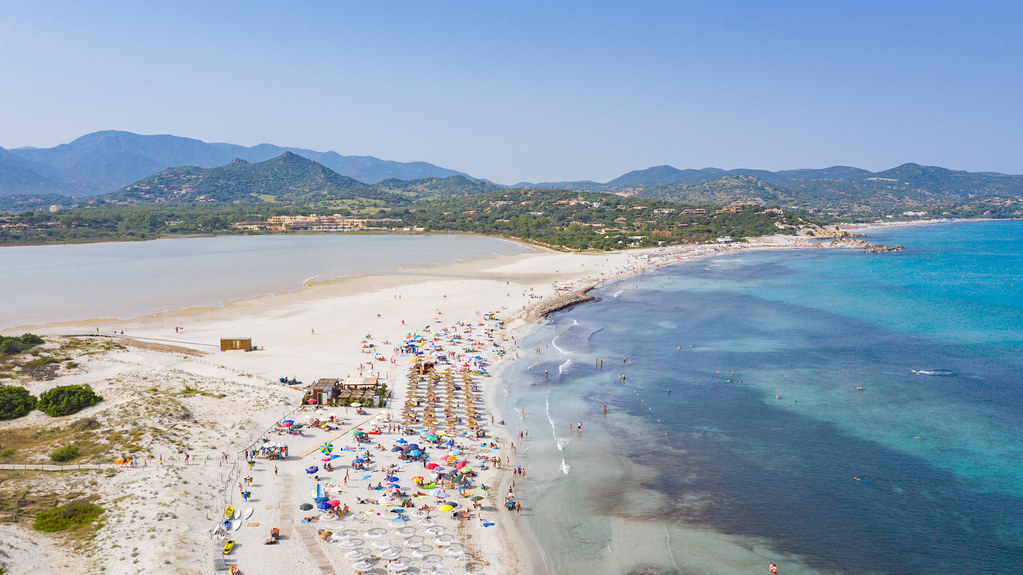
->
[500, 221, 1023, 575]
[0, 234, 529, 330]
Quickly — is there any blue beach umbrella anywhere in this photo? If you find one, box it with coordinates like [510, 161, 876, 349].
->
[395, 439, 408, 444]
[409, 450, 422, 457]
[316, 500, 332, 511]
[305, 466, 318, 474]
[386, 476, 399, 482]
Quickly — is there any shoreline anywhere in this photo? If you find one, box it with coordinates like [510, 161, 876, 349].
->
[0, 229, 948, 575]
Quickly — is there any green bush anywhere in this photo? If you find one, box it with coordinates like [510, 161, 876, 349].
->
[0, 333, 43, 355]
[50, 444, 81, 462]
[37, 385, 103, 417]
[32, 500, 104, 532]
[0, 386, 37, 420]
[19, 333, 44, 345]
[0, 339, 23, 355]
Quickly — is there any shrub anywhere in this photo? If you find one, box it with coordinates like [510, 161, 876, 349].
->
[32, 500, 104, 532]
[50, 444, 81, 462]
[0, 386, 37, 420]
[37, 385, 103, 417]
[19, 333, 44, 345]
[0, 334, 43, 355]
[0, 339, 23, 355]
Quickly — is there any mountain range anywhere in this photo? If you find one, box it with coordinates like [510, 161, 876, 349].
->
[2, 131, 1023, 219]
[1, 130, 466, 196]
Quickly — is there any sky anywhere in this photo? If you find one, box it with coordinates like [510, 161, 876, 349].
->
[1, 1, 1021, 184]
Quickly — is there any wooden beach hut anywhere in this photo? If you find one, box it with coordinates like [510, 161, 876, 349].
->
[220, 337, 252, 351]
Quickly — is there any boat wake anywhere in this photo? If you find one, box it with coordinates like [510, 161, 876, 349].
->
[912, 369, 956, 376]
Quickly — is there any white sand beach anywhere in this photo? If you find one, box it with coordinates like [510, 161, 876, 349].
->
[0, 236, 819, 575]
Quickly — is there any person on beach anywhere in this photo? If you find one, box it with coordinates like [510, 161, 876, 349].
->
[603, 404, 607, 414]
[769, 562, 778, 574]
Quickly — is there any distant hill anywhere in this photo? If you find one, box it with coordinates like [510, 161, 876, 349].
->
[637, 174, 793, 206]
[8, 130, 467, 194]
[288, 150, 465, 185]
[0, 146, 97, 197]
[105, 152, 405, 206]
[607, 166, 727, 187]
[374, 175, 502, 200]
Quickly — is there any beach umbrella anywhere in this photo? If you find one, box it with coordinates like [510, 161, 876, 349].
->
[352, 430, 366, 436]
[306, 465, 319, 474]
[386, 476, 400, 482]
[409, 450, 422, 457]
[299, 503, 313, 510]
[391, 446, 403, 452]
[328, 499, 341, 508]
[439, 505, 454, 511]
[321, 457, 332, 462]
[352, 457, 364, 464]
[471, 496, 484, 502]
[455, 461, 468, 469]
[424, 463, 439, 470]
[320, 442, 334, 454]
[412, 476, 424, 483]
[395, 438, 408, 444]
[281, 421, 293, 427]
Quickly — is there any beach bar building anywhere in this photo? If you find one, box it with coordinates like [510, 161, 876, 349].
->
[302, 376, 382, 406]
[220, 337, 252, 352]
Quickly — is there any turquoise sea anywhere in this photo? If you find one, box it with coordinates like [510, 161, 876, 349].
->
[500, 221, 1023, 575]
[0, 234, 529, 330]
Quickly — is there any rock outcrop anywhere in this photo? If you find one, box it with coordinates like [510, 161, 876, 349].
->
[829, 239, 903, 252]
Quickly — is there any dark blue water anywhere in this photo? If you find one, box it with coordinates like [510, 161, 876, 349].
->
[500, 221, 1023, 575]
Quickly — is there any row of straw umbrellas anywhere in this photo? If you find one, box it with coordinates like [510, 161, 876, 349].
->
[401, 368, 482, 433]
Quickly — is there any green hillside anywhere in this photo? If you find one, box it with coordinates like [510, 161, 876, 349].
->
[104, 152, 404, 207]
[374, 175, 501, 200]
[388, 189, 814, 250]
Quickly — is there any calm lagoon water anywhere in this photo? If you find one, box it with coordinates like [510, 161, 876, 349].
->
[500, 220, 1023, 575]
[0, 234, 529, 330]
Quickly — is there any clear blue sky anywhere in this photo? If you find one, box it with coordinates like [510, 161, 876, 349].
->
[2, 1, 1021, 184]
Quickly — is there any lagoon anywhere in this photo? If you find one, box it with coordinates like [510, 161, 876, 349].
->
[0, 234, 529, 330]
